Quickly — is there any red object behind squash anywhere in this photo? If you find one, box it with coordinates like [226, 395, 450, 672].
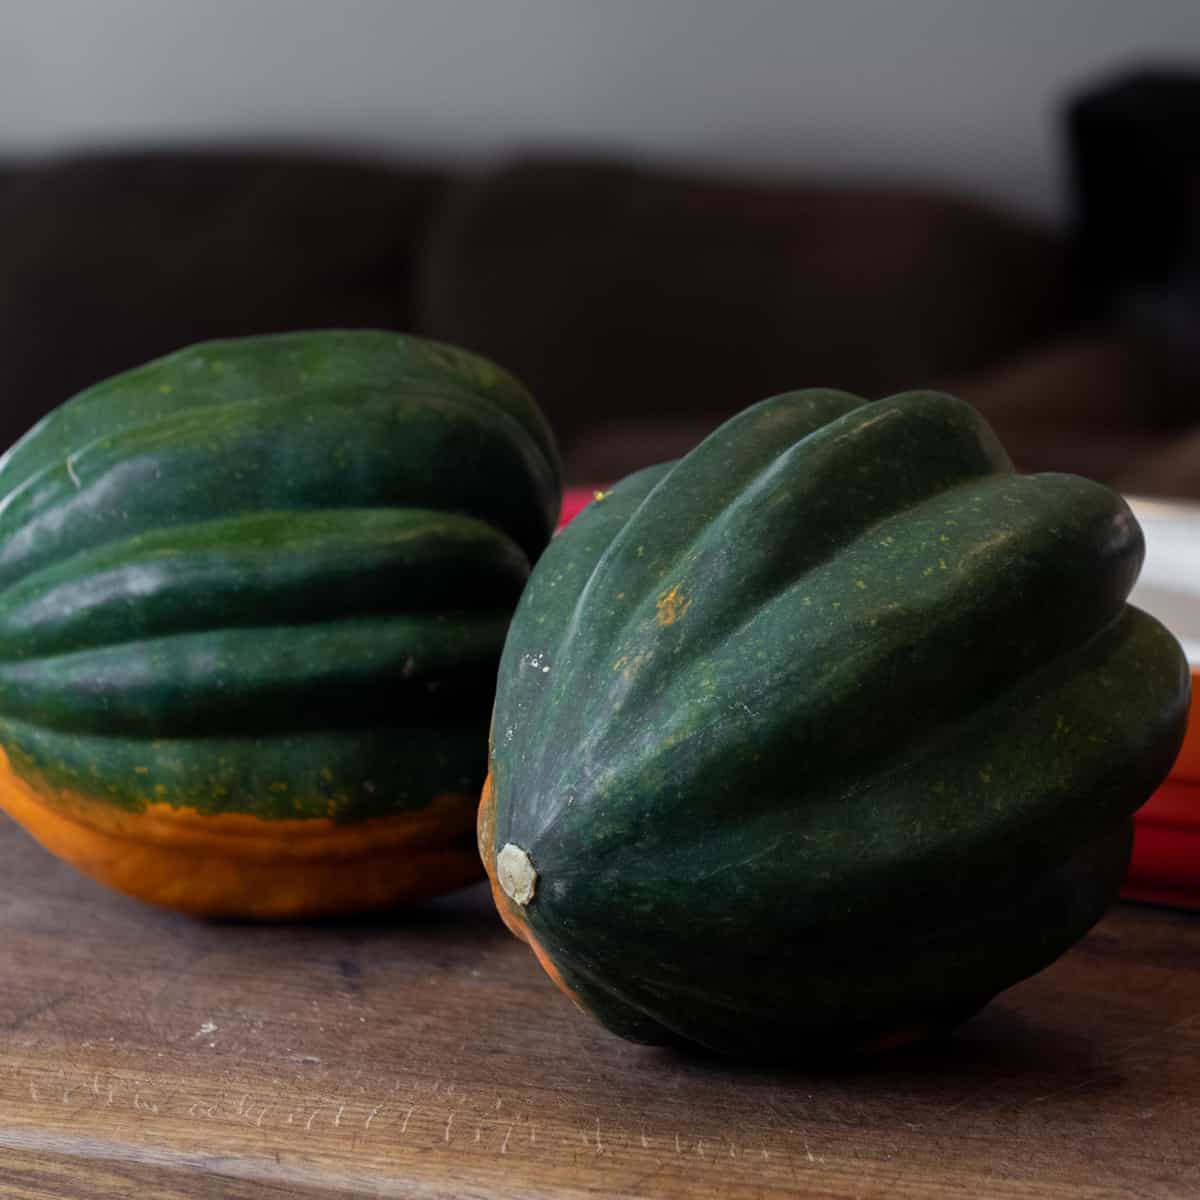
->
[1125, 670, 1200, 910]
[558, 487, 600, 530]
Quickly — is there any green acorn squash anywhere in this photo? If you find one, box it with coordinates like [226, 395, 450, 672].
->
[0, 330, 560, 917]
[480, 388, 1189, 1057]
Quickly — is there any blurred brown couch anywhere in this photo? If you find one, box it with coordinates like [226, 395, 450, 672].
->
[0, 145, 1192, 494]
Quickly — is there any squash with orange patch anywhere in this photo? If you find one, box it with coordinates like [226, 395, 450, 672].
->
[0, 331, 560, 917]
[481, 389, 1188, 1057]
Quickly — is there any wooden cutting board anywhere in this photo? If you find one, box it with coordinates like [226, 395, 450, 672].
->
[0, 818, 1197, 1199]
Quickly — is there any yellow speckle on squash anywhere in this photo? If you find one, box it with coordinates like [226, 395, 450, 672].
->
[269, 781, 289, 794]
[617, 649, 652, 682]
[656, 584, 691, 626]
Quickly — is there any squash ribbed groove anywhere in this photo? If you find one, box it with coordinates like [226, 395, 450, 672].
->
[522, 393, 1015, 804]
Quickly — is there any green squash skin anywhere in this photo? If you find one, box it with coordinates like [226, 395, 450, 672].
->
[0, 332, 558, 583]
[1, 719, 490, 823]
[0, 508, 530, 662]
[0, 331, 561, 825]
[486, 389, 1190, 1057]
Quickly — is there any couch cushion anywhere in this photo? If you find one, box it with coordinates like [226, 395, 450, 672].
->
[946, 331, 1179, 482]
[0, 149, 447, 452]
[421, 156, 1068, 475]
[1119, 429, 1200, 500]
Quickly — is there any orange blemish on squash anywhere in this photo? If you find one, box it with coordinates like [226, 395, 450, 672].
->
[655, 584, 691, 626]
[478, 766, 587, 1014]
[0, 747, 482, 920]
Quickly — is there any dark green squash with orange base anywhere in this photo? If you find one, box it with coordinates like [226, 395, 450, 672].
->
[0, 330, 560, 918]
[480, 389, 1188, 1057]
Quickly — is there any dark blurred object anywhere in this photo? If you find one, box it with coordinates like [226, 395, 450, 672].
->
[1068, 69, 1200, 391]
[0, 150, 448, 454]
[1065, 67, 1200, 495]
[0, 102, 1196, 490]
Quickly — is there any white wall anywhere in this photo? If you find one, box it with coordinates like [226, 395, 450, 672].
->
[3, 1, 1198, 221]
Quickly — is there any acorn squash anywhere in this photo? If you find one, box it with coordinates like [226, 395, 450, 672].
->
[480, 389, 1189, 1057]
[0, 330, 561, 917]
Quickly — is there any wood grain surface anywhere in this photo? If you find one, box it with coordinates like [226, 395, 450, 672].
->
[0, 817, 1197, 1199]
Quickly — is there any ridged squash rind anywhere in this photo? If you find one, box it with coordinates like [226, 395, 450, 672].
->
[481, 389, 1188, 1056]
[0, 330, 561, 917]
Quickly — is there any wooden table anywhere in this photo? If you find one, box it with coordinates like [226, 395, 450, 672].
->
[0, 819, 1197, 1199]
